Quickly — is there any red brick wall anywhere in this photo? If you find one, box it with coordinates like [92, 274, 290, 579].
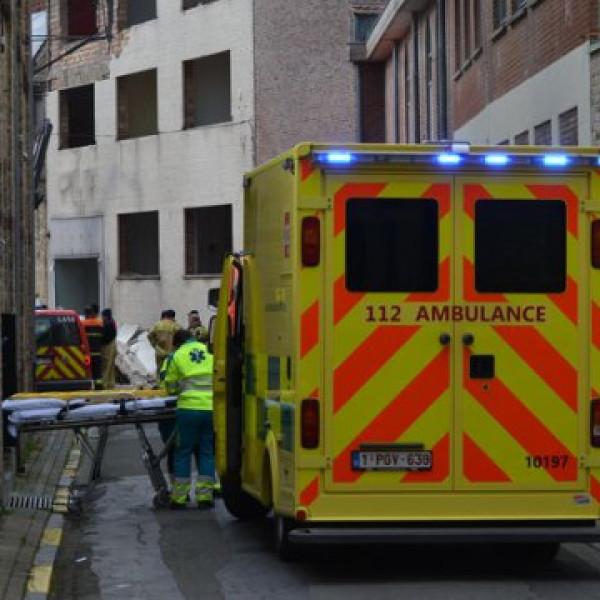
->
[451, 0, 596, 130]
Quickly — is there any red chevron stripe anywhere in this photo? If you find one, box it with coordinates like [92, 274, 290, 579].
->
[463, 433, 511, 482]
[593, 302, 600, 352]
[548, 275, 578, 325]
[301, 301, 319, 358]
[494, 326, 577, 412]
[422, 183, 451, 218]
[527, 184, 578, 238]
[402, 434, 450, 483]
[464, 183, 492, 220]
[334, 274, 364, 324]
[464, 351, 577, 482]
[299, 476, 319, 507]
[333, 325, 420, 414]
[300, 158, 316, 182]
[591, 476, 600, 504]
[334, 183, 387, 236]
[333, 350, 449, 483]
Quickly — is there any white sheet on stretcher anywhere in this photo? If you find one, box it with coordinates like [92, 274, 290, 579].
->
[2, 398, 88, 412]
[124, 397, 177, 412]
[9, 407, 64, 423]
[62, 404, 120, 419]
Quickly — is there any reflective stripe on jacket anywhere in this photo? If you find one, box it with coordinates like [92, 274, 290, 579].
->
[164, 339, 213, 411]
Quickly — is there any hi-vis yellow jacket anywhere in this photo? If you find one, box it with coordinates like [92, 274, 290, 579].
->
[164, 339, 213, 411]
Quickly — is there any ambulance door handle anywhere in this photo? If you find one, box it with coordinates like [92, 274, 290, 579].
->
[439, 333, 451, 346]
[462, 333, 474, 346]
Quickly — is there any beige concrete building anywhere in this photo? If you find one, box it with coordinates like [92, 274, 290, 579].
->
[42, 0, 385, 329]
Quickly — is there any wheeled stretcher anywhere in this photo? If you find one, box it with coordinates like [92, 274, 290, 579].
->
[2, 393, 177, 510]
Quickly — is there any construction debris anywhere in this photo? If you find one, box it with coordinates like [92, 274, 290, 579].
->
[115, 325, 157, 388]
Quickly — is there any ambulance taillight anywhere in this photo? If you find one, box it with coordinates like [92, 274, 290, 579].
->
[301, 398, 319, 449]
[302, 217, 320, 267]
[591, 399, 600, 447]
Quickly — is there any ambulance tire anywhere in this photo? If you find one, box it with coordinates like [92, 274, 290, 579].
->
[221, 477, 269, 520]
[274, 514, 296, 561]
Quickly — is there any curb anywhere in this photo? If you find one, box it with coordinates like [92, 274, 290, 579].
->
[24, 446, 82, 600]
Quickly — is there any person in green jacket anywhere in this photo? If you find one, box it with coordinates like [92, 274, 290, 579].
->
[164, 329, 215, 509]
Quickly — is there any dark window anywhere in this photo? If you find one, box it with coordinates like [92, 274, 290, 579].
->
[118, 211, 159, 277]
[183, 0, 219, 9]
[514, 130, 529, 145]
[559, 107, 578, 145]
[59, 84, 95, 148]
[35, 317, 81, 347]
[511, 0, 527, 12]
[346, 198, 438, 292]
[127, 0, 156, 26]
[534, 119, 552, 145]
[475, 199, 566, 293]
[183, 51, 231, 128]
[493, 0, 507, 29]
[117, 69, 158, 140]
[185, 205, 232, 275]
[354, 13, 379, 43]
[67, 0, 97, 36]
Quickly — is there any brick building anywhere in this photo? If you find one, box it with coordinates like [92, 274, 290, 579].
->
[363, 0, 599, 146]
[40, 0, 386, 328]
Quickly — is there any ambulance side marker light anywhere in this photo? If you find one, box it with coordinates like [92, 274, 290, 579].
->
[484, 154, 509, 166]
[592, 220, 600, 269]
[591, 399, 600, 447]
[302, 216, 320, 267]
[436, 153, 462, 165]
[296, 508, 308, 521]
[301, 398, 320, 449]
[543, 154, 569, 167]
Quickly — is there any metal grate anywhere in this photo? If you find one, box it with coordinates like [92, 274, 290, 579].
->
[8, 494, 53, 510]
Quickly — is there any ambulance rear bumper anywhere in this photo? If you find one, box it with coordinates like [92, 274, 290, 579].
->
[289, 522, 600, 545]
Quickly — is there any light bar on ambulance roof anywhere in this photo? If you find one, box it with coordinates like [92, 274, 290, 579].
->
[542, 154, 569, 167]
[324, 152, 354, 164]
[436, 153, 462, 165]
[484, 154, 510, 166]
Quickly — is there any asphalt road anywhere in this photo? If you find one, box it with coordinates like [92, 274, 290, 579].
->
[49, 426, 600, 600]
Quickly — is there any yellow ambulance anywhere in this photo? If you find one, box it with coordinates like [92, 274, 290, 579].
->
[211, 142, 600, 559]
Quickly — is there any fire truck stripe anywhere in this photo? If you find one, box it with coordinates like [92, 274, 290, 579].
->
[333, 326, 420, 414]
[334, 183, 387, 236]
[464, 354, 577, 482]
[333, 350, 449, 483]
[402, 434, 450, 483]
[301, 301, 319, 358]
[463, 258, 507, 303]
[406, 256, 450, 302]
[334, 274, 364, 324]
[463, 433, 511, 482]
[591, 476, 600, 504]
[494, 326, 577, 412]
[548, 275, 578, 325]
[299, 476, 319, 506]
[526, 184, 578, 237]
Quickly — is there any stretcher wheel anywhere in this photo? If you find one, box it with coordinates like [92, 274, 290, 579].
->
[153, 490, 171, 509]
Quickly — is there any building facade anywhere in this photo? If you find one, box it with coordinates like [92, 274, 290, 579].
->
[363, 0, 598, 147]
[42, 0, 385, 329]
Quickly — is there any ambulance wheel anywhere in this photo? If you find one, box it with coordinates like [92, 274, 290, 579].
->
[274, 514, 296, 561]
[221, 477, 269, 520]
[153, 490, 171, 510]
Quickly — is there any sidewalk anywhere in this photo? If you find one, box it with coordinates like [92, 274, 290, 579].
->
[0, 430, 73, 600]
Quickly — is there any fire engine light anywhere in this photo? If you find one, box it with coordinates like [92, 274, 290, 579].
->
[325, 152, 353, 164]
[592, 399, 600, 447]
[484, 154, 509, 166]
[302, 216, 320, 267]
[301, 397, 320, 449]
[543, 154, 569, 167]
[436, 153, 462, 165]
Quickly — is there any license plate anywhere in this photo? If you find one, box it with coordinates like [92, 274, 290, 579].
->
[351, 450, 432, 471]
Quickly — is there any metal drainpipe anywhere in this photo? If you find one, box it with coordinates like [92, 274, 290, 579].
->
[412, 12, 420, 142]
[393, 41, 400, 143]
[436, 0, 448, 140]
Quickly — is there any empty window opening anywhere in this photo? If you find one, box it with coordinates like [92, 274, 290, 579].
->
[514, 130, 529, 145]
[183, 51, 231, 128]
[183, 0, 220, 10]
[117, 69, 158, 140]
[118, 211, 159, 277]
[185, 205, 232, 275]
[493, 0, 507, 30]
[559, 107, 578, 146]
[66, 0, 97, 36]
[59, 84, 95, 149]
[126, 0, 156, 27]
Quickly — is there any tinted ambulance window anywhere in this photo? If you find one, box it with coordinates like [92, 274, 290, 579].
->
[346, 198, 438, 292]
[475, 199, 566, 293]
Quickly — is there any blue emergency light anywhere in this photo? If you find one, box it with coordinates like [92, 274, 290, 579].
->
[325, 152, 354, 164]
[543, 154, 569, 167]
[484, 154, 509, 166]
[436, 153, 462, 165]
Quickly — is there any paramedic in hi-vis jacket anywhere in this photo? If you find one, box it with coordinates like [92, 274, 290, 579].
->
[164, 329, 215, 509]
